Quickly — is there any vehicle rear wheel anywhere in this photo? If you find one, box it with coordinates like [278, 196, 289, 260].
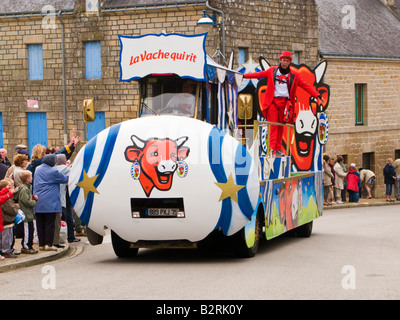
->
[294, 221, 313, 238]
[111, 230, 139, 258]
[230, 209, 263, 258]
[86, 227, 103, 246]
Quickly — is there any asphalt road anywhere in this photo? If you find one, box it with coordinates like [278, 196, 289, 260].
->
[0, 205, 399, 301]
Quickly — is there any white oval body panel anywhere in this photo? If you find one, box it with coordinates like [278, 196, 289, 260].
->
[69, 116, 259, 242]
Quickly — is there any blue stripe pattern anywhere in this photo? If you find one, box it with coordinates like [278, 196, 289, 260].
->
[208, 127, 231, 235]
[208, 127, 254, 235]
[235, 146, 254, 220]
[70, 136, 98, 206]
[70, 123, 121, 225]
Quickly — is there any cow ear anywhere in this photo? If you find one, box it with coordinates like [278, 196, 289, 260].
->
[317, 86, 329, 112]
[125, 147, 142, 162]
[176, 136, 188, 148]
[178, 146, 190, 161]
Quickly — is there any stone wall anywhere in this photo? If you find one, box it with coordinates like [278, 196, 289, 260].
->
[0, 0, 319, 158]
[217, 0, 320, 67]
[323, 59, 400, 197]
[0, 4, 207, 152]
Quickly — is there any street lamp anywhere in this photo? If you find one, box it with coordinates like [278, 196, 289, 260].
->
[197, 10, 217, 27]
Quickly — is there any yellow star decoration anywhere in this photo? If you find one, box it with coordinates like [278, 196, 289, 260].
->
[214, 173, 245, 204]
[76, 170, 100, 200]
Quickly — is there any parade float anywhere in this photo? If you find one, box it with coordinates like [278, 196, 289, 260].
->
[69, 33, 330, 258]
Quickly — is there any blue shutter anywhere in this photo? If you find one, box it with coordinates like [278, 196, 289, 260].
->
[28, 44, 43, 80]
[86, 112, 105, 140]
[27, 112, 48, 153]
[85, 41, 101, 79]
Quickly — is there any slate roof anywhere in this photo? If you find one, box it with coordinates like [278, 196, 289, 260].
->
[0, 0, 206, 15]
[316, 0, 400, 59]
[0, 0, 75, 14]
[102, 0, 206, 8]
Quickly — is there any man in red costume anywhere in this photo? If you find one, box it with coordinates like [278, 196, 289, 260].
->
[244, 51, 325, 157]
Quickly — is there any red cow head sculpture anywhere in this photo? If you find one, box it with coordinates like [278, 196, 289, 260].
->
[125, 135, 190, 197]
[284, 62, 329, 171]
[257, 57, 330, 171]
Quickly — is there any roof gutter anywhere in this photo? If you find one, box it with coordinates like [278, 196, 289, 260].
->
[101, 0, 207, 12]
[0, 8, 73, 19]
[319, 50, 400, 61]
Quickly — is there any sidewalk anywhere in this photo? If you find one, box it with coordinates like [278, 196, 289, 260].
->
[0, 237, 85, 273]
[323, 197, 400, 210]
[1, 198, 399, 272]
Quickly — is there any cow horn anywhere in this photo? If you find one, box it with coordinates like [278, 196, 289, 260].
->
[259, 56, 271, 71]
[130, 135, 146, 149]
[313, 60, 327, 83]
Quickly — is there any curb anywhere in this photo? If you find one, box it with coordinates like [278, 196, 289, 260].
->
[323, 199, 400, 210]
[0, 243, 71, 273]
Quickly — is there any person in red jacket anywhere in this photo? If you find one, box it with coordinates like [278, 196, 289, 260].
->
[0, 182, 15, 260]
[244, 51, 325, 157]
[346, 163, 360, 203]
[0, 183, 14, 232]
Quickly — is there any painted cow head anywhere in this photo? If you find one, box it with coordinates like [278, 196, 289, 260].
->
[284, 62, 329, 171]
[125, 135, 190, 197]
[278, 180, 299, 230]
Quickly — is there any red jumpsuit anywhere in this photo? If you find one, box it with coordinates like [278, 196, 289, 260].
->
[244, 66, 321, 154]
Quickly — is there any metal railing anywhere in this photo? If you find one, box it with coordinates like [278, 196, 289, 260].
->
[238, 120, 294, 157]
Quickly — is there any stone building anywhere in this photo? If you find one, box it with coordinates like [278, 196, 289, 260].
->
[316, 0, 400, 197]
[0, 0, 319, 156]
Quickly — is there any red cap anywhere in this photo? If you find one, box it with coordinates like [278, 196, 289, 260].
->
[279, 51, 292, 61]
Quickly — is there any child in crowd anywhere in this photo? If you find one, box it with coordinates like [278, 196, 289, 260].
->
[0, 178, 16, 259]
[346, 163, 360, 203]
[18, 170, 38, 254]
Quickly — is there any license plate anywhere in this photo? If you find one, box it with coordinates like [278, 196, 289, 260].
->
[147, 208, 179, 217]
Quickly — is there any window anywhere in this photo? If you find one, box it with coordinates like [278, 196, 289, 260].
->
[85, 41, 101, 79]
[28, 44, 43, 80]
[355, 83, 366, 125]
[238, 47, 248, 65]
[139, 76, 202, 119]
[362, 152, 374, 170]
[86, 0, 99, 12]
[293, 51, 301, 64]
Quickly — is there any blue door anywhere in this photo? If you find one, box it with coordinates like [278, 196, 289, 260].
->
[27, 112, 48, 154]
[85, 111, 105, 141]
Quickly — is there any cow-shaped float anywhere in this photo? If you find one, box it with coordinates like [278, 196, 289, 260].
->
[70, 33, 327, 259]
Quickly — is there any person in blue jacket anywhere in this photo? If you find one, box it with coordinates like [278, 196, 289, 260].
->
[383, 158, 396, 202]
[34, 154, 69, 251]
